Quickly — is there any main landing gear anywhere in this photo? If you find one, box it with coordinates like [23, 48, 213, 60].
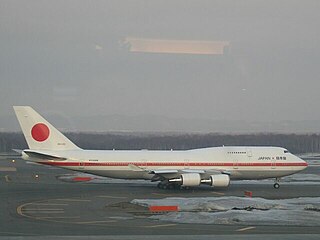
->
[157, 181, 183, 190]
[273, 178, 280, 189]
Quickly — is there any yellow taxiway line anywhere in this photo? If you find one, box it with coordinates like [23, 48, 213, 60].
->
[54, 198, 91, 202]
[144, 224, 177, 228]
[29, 203, 69, 206]
[97, 195, 127, 199]
[75, 220, 117, 224]
[236, 226, 256, 232]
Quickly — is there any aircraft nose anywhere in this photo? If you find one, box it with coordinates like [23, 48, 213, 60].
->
[298, 156, 308, 170]
[302, 159, 308, 169]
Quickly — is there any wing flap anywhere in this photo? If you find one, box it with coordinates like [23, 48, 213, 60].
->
[149, 169, 179, 174]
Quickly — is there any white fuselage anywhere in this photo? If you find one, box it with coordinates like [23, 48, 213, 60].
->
[25, 146, 307, 180]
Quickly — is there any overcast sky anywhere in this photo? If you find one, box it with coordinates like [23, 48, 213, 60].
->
[1, 0, 320, 131]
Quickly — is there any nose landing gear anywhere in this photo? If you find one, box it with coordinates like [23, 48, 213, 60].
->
[273, 178, 280, 189]
[273, 183, 280, 189]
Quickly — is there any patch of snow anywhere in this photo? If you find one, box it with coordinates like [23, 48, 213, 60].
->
[132, 196, 320, 226]
[283, 173, 320, 182]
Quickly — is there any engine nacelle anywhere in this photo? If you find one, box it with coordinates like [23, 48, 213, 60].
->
[181, 173, 201, 186]
[209, 174, 230, 187]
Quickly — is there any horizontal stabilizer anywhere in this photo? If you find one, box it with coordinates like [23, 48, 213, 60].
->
[23, 150, 67, 161]
[12, 149, 23, 154]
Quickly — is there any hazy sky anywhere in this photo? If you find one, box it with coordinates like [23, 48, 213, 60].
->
[1, 0, 320, 131]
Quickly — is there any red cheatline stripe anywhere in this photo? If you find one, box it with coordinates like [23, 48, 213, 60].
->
[40, 162, 308, 167]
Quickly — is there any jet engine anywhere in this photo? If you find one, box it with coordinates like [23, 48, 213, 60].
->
[181, 173, 201, 186]
[169, 173, 201, 186]
[208, 174, 230, 187]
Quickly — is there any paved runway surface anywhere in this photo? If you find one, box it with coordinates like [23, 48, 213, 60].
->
[0, 155, 319, 238]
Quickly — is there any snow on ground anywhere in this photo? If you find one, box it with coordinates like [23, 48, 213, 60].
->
[306, 160, 320, 166]
[132, 196, 320, 226]
[282, 173, 320, 182]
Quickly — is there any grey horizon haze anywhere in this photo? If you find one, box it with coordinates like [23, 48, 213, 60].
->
[1, 0, 320, 132]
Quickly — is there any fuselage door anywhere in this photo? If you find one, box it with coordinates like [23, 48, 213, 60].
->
[184, 159, 190, 169]
[233, 159, 238, 169]
[140, 159, 147, 170]
[271, 157, 276, 169]
[79, 161, 85, 170]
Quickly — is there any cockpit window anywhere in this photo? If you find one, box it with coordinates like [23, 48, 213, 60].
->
[284, 150, 289, 153]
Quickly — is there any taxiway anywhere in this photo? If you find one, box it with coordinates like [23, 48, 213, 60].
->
[0, 155, 319, 238]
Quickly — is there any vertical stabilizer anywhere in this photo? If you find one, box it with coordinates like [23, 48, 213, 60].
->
[13, 106, 81, 150]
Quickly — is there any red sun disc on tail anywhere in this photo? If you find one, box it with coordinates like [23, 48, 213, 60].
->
[31, 123, 50, 142]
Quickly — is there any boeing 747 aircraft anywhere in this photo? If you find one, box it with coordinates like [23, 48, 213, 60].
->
[13, 106, 308, 189]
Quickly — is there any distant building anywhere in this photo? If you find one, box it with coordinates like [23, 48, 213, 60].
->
[123, 37, 230, 55]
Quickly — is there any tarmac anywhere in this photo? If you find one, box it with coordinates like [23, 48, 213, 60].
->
[0, 155, 319, 238]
